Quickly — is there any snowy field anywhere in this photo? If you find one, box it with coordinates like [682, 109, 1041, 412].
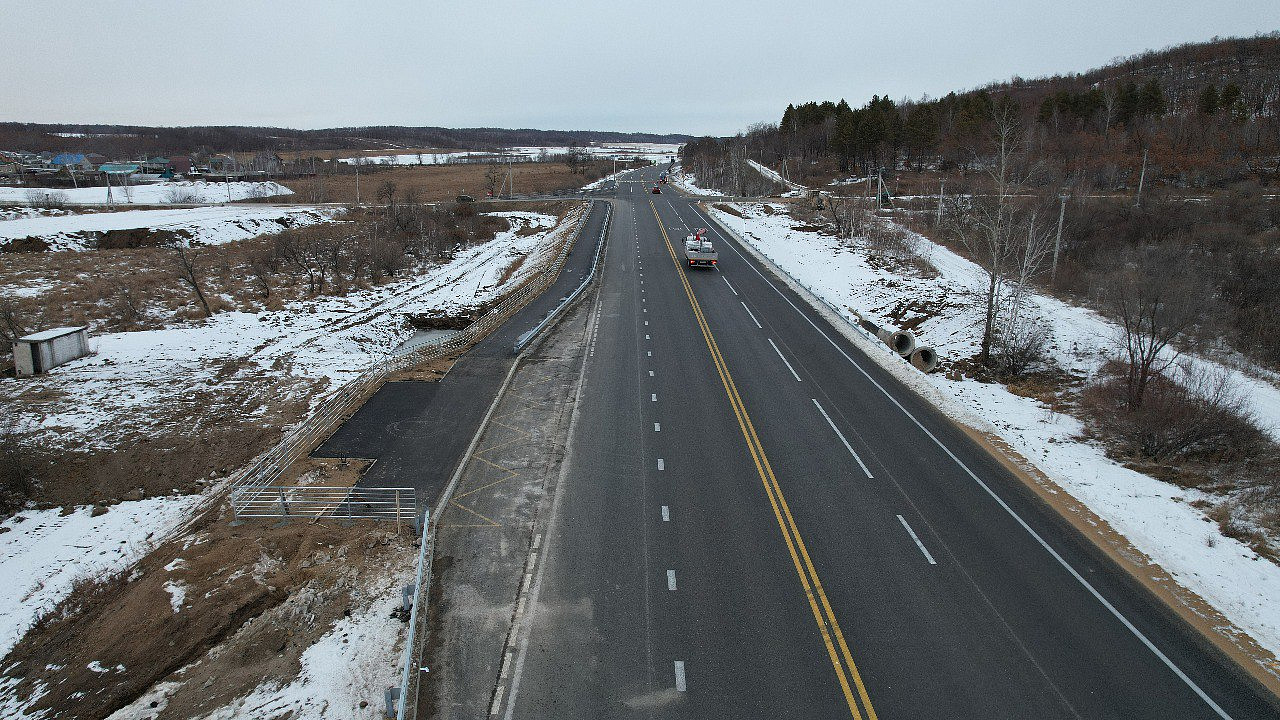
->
[339, 142, 681, 166]
[668, 170, 722, 196]
[0, 180, 293, 206]
[4, 210, 573, 449]
[0, 209, 577, 670]
[708, 201, 1280, 667]
[0, 205, 338, 252]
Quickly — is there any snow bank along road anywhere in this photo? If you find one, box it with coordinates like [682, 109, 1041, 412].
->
[495, 167, 1280, 719]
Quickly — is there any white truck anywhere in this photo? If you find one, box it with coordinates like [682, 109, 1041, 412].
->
[683, 228, 718, 269]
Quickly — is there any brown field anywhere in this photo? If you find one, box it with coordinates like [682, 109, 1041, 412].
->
[272, 147, 464, 162]
[279, 159, 621, 204]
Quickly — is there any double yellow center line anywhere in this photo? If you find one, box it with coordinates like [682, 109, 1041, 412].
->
[648, 201, 878, 720]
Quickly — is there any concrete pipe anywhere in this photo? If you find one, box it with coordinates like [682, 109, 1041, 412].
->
[889, 330, 917, 357]
[910, 346, 939, 373]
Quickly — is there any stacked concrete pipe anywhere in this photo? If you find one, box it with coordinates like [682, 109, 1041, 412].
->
[853, 310, 939, 373]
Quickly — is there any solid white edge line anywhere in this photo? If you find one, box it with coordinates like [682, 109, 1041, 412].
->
[685, 203, 1235, 720]
[740, 301, 763, 328]
[674, 660, 687, 691]
[811, 398, 874, 479]
[897, 514, 938, 565]
[768, 337, 803, 382]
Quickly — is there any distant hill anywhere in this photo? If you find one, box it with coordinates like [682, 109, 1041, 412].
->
[0, 123, 691, 158]
[683, 32, 1280, 193]
[977, 33, 1280, 117]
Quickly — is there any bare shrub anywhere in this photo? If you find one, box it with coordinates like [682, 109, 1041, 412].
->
[163, 186, 202, 204]
[864, 221, 918, 260]
[1099, 245, 1208, 410]
[0, 422, 37, 517]
[992, 316, 1049, 378]
[25, 189, 68, 209]
[1081, 361, 1267, 463]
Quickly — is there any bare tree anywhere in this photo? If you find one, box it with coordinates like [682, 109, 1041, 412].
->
[1102, 247, 1206, 409]
[484, 161, 502, 197]
[172, 245, 213, 317]
[949, 102, 1049, 366]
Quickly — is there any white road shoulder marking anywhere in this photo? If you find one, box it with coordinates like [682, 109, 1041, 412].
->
[684, 203, 1235, 720]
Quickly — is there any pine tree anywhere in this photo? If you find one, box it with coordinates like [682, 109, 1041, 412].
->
[1198, 84, 1219, 115]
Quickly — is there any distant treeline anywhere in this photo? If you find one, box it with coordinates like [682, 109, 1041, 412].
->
[0, 123, 691, 158]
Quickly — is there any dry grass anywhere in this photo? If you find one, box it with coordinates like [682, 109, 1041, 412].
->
[2, 506, 414, 720]
[282, 159, 616, 204]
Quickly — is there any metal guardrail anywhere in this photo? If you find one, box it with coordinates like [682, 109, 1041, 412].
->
[221, 202, 593, 502]
[513, 201, 612, 353]
[230, 485, 418, 528]
[387, 508, 432, 720]
[393, 202, 613, 720]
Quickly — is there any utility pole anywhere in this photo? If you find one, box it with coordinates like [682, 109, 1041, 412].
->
[355, 161, 361, 205]
[1134, 147, 1148, 207]
[935, 178, 945, 227]
[1052, 192, 1068, 280]
[105, 169, 113, 210]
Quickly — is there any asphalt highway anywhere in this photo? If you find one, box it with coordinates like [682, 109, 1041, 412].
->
[317, 201, 609, 499]
[499, 166, 1280, 719]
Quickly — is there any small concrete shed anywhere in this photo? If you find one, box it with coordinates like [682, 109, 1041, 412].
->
[13, 326, 90, 376]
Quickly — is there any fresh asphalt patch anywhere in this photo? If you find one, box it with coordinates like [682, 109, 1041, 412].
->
[312, 381, 442, 460]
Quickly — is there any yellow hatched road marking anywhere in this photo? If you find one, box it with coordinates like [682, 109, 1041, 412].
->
[649, 201, 878, 720]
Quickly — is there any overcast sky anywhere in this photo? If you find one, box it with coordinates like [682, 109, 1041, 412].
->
[2, 1, 1277, 136]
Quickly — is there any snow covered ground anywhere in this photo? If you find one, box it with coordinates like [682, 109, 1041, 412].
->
[668, 170, 722, 196]
[745, 159, 806, 191]
[0, 209, 576, 672]
[102, 571, 405, 720]
[0, 497, 201, 660]
[4, 210, 573, 449]
[708, 201, 1280, 666]
[0, 205, 338, 251]
[339, 142, 681, 166]
[0, 180, 293, 206]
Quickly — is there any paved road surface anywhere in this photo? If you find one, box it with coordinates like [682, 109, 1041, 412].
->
[315, 201, 609, 503]
[499, 168, 1280, 719]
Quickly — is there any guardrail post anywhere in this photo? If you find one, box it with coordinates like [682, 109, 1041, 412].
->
[384, 687, 399, 719]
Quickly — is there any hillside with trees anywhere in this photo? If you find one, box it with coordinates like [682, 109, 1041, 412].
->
[682, 33, 1279, 192]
